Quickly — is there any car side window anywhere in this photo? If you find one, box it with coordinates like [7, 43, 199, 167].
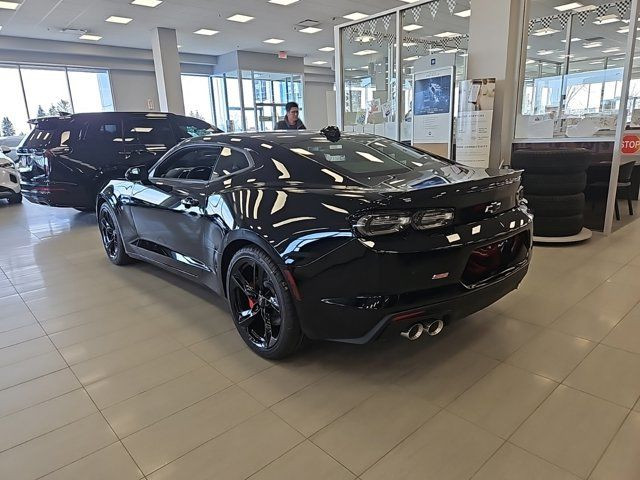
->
[214, 147, 250, 177]
[89, 120, 123, 145]
[154, 147, 221, 181]
[123, 118, 175, 153]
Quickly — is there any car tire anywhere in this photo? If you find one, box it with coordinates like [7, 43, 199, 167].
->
[522, 172, 587, 195]
[227, 246, 303, 359]
[534, 214, 584, 237]
[527, 193, 585, 217]
[8, 192, 22, 204]
[511, 149, 590, 174]
[98, 203, 134, 266]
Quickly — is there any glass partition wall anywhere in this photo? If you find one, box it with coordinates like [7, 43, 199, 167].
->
[201, 71, 303, 132]
[337, 0, 471, 144]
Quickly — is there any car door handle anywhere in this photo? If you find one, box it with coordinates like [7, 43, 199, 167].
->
[181, 197, 200, 208]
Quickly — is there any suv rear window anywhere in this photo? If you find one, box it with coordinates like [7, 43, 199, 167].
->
[22, 118, 85, 150]
[285, 135, 449, 178]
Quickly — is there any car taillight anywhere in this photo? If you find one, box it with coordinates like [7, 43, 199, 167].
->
[412, 209, 454, 230]
[354, 209, 455, 237]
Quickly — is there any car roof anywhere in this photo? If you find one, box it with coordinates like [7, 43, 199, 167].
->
[180, 130, 373, 148]
[28, 112, 187, 124]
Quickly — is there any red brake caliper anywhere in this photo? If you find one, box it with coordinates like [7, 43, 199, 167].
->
[247, 296, 257, 309]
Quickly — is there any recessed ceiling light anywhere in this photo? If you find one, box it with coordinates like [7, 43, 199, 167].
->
[264, 38, 284, 44]
[355, 35, 375, 42]
[434, 31, 462, 38]
[444, 48, 459, 53]
[603, 47, 621, 53]
[312, 60, 328, 65]
[537, 49, 554, 55]
[589, 60, 603, 64]
[403, 24, 423, 32]
[268, 0, 299, 4]
[454, 9, 471, 17]
[194, 28, 219, 36]
[300, 26, 322, 34]
[318, 46, 335, 52]
[554, 2, 583, 11]
[561, 37, 581, 42]
[526, 59, 536, 64]
[227, 14, 254, 23]
[344, 12, 368, 21]
[79, 34, 102, 41]
[131, 0, 162, 7]
[354, 49, 378, 56]
[106, 16, 133, 24]
[404, 56, 420, 61]
[594, 14, 620, 25]
[574, 4, 597, 12]
[0, 1, 20, 10]
[400, 0, 421, 3]
[532, 27, 560, 36]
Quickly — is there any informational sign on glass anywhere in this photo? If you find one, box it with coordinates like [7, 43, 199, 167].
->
[455, 78, 496, 168]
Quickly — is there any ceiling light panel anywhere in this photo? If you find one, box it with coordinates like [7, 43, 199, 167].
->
[227, 14, 254, 22]
[353, 49, 378, 56]
[532, 27, 560, 36]
[312, 60, 327, 64]
[435, 31, 462, 38]
[79, 34, 102, 41]
[194, 28, 218, 35]
[131, 0, 162, 7]
[300, 26, 322, 33]
[403, 24, 423, 31]
[593, 14, 620, 25]
[106, 16, 133, 24]
[344, 12, 368, 20]
[264, 38, 284, 44]
[268, 0, 299, 4]
[0, 1, 20, 9]
[454, 9, 471, 17]
[554, 2, 583, 11]
[318, 46, 335, 51]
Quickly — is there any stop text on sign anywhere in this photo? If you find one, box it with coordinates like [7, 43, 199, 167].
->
[621, 135, 640, 154]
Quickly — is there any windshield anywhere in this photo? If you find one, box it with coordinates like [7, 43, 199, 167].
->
[285, 135, 450, 178]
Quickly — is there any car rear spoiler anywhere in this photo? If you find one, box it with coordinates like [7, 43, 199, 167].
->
[27, 112, 72, 125]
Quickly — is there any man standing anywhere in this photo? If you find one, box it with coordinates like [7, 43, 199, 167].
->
[276, 102, 306, 130]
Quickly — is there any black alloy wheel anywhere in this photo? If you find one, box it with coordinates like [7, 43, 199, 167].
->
[227, 247, 302, 359]
[98, 203, 133, 265]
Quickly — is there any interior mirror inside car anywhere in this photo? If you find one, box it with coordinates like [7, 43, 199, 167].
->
[1, 145, 10, 155]
[125, 166, 150, 184]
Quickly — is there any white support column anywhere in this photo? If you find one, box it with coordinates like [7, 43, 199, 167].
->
[151, 27, 185, 114]
[467, 0, 527, 168]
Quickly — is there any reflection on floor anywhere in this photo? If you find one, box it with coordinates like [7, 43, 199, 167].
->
[2, 201, 640, 480]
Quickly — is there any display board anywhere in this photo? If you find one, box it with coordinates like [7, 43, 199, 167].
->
[455, 78, 496, 168]
[411, 66, 455, 159]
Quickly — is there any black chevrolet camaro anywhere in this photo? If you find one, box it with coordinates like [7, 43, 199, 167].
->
[97, 128, 533, 358]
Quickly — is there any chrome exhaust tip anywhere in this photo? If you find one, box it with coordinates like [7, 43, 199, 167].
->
[400, 323, 424, 340]
[424, 319, 445, 336]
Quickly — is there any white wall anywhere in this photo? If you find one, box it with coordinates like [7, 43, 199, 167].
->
[110, 70, 160, 111]
[304, 81, 334, 130]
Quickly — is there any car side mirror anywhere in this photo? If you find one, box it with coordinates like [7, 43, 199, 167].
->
[125, 166, 150, 184]
[1, 145, 10, 155]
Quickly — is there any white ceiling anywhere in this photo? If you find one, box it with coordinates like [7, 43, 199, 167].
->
[0, 0, 417, 64]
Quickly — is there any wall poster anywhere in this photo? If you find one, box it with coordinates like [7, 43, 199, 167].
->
[455, 78, 496, 168]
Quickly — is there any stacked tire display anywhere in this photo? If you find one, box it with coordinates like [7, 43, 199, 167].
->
[511, 149, 590, 238]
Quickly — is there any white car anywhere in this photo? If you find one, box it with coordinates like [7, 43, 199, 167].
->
[0, 145, 22, 204]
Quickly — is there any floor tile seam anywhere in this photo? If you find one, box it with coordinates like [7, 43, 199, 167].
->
[464, 438, 508, 480]
[112, 382, 240, 441]
[38, 303, 158, 334]
[0, 403, 100, 455]
[0, 323, 46, 346]
[93, 358, 218, 412]
[266, 382, 383, 440]
[559, 378, 640, 411]
[502, 439, 590, 480]
[26, 440, 142, 480]
[184, 341, 253, 385]
[51, 315, 177, 354]
[346, 404, 447, 478]
[0, 364, 69, 393]
[241, 438, 309, 480]
[138, 406, 270, 477]
[66, 331, 182, 369]
[234, 361, 340, 409]
[0, 317, 40, 335]
[0, 380, 84, 420]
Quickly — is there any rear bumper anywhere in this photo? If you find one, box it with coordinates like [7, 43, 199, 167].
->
[291, 205, 533, 343]
[21, 180, 91, 208]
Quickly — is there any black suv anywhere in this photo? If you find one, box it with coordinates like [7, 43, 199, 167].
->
[18, 112, 221, 210]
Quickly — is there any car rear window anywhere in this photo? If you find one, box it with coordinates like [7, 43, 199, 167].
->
[23, 125, 62, 150]
[174, 117, 222, 139]
[285, 135, 450, 178]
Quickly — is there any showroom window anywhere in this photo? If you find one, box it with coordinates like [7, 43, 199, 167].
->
[181, 75, 215, 125]
[0, 64, 114, 141]
[516, 0, 632, 140]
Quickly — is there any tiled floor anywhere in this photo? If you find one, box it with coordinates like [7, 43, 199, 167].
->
[1, 201, 640, 480]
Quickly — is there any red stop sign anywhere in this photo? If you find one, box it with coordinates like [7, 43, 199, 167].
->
[622, 135, 640, 154]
